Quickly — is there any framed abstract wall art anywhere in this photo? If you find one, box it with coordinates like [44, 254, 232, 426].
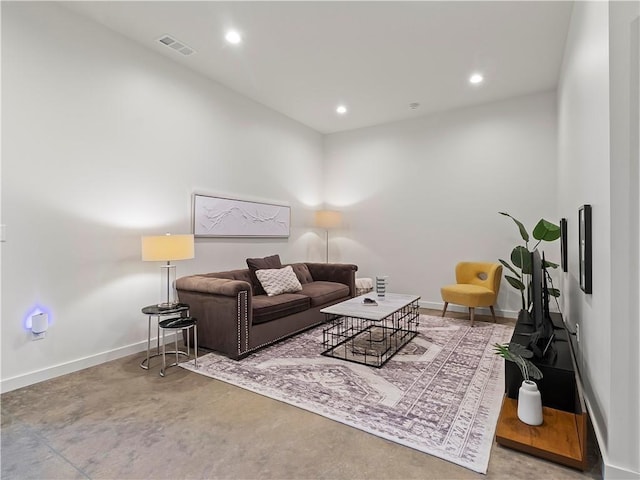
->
[560, 218, 568, 272]
[578, 205, 592, 293]
[193, 194, 290, 238]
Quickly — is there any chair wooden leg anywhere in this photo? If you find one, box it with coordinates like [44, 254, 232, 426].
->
[441, 302, 448, 317]
[490, 305, 497, 323]
[469, 307, 475, 327]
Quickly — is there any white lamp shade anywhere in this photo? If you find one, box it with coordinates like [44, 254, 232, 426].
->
[315, 210, 342, 229]
[141, 234, 194, 262]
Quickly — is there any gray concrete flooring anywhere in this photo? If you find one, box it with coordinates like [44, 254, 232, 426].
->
[1, 310, 602, 479]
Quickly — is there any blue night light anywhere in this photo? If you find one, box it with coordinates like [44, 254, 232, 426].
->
[23, 305, 53, 331]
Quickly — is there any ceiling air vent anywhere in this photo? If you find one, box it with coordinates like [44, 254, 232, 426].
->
[157, 35, 195, 56]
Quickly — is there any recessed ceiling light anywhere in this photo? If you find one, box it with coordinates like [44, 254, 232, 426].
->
[469, 73, 484, 84]
[336, 105, 347, 115]
[225, 30, 242, 45]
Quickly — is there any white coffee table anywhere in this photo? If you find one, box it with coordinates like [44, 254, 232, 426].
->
[320, 293, 420, 367]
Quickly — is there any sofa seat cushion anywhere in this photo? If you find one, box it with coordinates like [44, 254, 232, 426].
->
[252, 293, 311, 325]
[299, 281, 349, 307]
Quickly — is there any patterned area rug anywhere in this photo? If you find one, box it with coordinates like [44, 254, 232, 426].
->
[181, 315, 513, 474]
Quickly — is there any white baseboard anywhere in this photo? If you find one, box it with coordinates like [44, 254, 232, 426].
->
[603, 464, 640, 479]
[0, 333, 178, 394]
[419, 300, 520, 320]
[584, 394, 640, 479]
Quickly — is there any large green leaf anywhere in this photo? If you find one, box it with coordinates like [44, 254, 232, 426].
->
[547, 288, 561, 297]
[508, 342, 534, 358]
[499, 212, 530, 242]
[505, 275, 525, 290]
[493, 343, 543, 380]
[493, 343, 510, 359]
[525, 360, 544, 380]
[543, 259, 559, 269]
[511, 246, 532, 274]
[533, 219, 561, 242]
[499, 259, 521, 278]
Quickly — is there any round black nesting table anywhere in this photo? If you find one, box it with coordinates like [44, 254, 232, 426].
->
[140, 303, 190, 372]
[158, 316, 198, 377]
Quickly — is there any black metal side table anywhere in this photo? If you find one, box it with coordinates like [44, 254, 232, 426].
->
[159, 316, 198, 377]
[140, 303, 189, 371]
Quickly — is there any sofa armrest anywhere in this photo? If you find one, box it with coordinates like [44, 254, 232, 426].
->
[176, 275, 251, 297]
[176, 275, 252, 359]
[305, 263, 358, 297]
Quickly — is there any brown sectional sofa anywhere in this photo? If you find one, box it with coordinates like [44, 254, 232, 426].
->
[176, 261, 358, 359]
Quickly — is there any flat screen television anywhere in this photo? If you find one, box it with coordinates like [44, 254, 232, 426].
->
[528, 249, 555, 358]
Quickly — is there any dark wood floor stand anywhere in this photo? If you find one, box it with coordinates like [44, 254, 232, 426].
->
[495, 311, 589, 470]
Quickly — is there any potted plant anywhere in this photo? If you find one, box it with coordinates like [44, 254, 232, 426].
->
[498, 212, 561, 311]
[494, 342, 544, 425]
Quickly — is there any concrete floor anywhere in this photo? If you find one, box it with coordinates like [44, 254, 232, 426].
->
[1, 310, 602, 479]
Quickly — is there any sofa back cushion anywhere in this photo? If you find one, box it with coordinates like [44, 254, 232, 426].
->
[299, 281, 349, 307]
[247, 254, 282, 295]
[289, 263, 314, 284]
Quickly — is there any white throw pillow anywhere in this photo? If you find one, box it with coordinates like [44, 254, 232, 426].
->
[255, 265, 303, 296]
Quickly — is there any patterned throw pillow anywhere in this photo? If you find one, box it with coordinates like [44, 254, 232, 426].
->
[255, 265, 303, 297]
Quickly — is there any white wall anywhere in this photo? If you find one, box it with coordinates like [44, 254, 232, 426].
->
[557, 0, 611, 442]
[609, 2, 640, 477]
[1, 3, 325, 392]
[558, 1, 640, 477]
[4, 7, 638, 476]
[324, 91, 559, 316]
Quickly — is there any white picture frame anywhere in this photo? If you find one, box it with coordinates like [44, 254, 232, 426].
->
[193, 194, 290, 238]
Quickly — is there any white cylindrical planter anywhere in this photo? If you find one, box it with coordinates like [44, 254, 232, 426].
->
[517, 380, 543, 426]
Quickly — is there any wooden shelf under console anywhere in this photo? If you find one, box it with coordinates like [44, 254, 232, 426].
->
[497, 311, 589, 470]
[495, 396, 588, 470]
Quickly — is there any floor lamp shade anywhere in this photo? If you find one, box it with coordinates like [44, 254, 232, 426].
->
[315, 210, 342, 230]
[315, 210, 342, 263]
[142, 234, 195, 307]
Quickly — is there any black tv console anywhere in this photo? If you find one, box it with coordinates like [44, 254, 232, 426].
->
[505, 311, 578, 413]
[496, 310, 588, 470]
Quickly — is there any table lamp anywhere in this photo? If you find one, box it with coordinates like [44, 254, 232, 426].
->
[315, 210, 342, 263]
[142, 233, 195, 307]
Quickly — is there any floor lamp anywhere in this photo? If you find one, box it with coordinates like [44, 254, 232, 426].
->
[142, 233, 195, 307]
[315, 210, 342, 263]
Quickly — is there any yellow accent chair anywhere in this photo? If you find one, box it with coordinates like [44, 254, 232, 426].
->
[440, 262, 503, 327]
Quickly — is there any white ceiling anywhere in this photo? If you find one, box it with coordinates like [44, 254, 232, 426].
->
[62, 1, 574, 134]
